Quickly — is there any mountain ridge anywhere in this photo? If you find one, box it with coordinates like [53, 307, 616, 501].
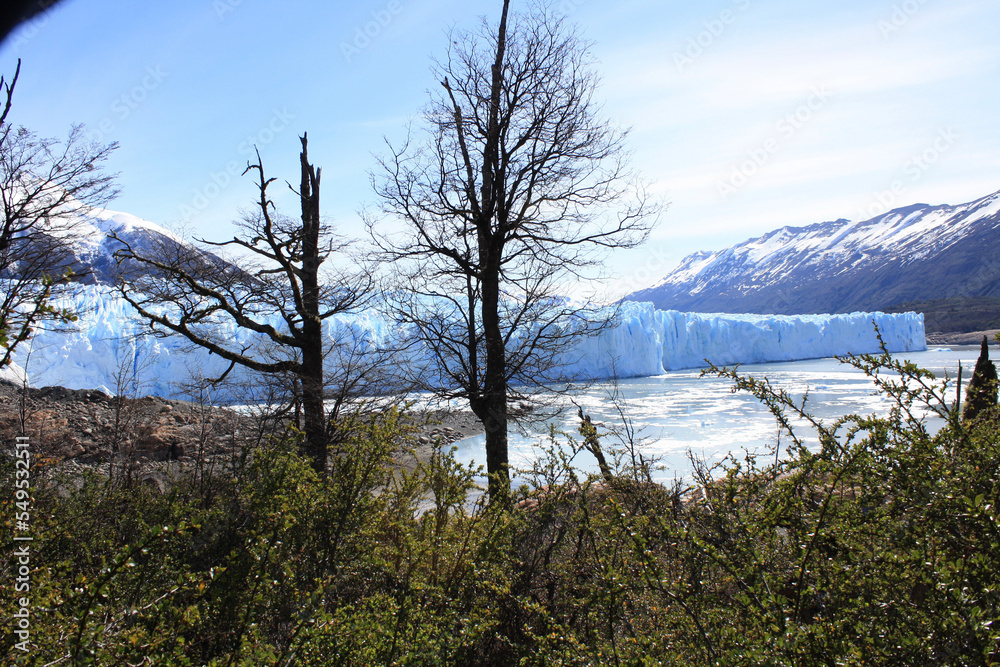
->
[627, 189, 1000, 315]
[6, 204, 241, 286]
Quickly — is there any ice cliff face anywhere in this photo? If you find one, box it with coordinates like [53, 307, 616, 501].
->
[9, 286, 396, 398]
[626, 189, 1000, 314]
[2, 204, 927, 398]
[9, 287, 925, 398]
[564, 302, 925, 379]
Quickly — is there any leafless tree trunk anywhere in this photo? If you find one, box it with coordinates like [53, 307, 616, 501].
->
[370, 0, 656, 499]
[115, 134, 381, 474]
[0, 59, 119, 369]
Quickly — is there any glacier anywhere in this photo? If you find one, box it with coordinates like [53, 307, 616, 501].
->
[6, 286, 926, 398]
[563, 302, 926, 378]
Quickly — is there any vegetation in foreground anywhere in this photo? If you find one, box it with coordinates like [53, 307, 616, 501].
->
[2, 347, 999, 666]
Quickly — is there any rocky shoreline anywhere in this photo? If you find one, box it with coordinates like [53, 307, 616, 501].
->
[0, 381, 485, 488]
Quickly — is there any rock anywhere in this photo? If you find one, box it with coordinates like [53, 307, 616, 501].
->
[137, 428, 170, 451]
[0, 380, 293, 480]
[169, 442, 185, 460]
[140, 471, 170, 495]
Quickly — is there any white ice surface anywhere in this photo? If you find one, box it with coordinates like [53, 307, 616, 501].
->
[7, 287, 925, 398]
[560, 300, 925, 379]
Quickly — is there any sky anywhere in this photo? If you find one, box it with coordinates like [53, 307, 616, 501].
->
[1, 0, 998, 300]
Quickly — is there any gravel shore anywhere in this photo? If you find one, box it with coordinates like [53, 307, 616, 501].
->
[397, 409, 484, 473]
[1, 382, 487, 483]
[925, 330, 1000, 346]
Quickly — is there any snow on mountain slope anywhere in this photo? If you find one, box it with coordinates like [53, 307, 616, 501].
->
[69, 208, 191, 281]
[4, 200, 236, 285]
[628, 189, 1000, 314]
[10, 286, 925, 398]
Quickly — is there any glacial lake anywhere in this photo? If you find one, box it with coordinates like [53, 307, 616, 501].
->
[447, 344, 993, 485]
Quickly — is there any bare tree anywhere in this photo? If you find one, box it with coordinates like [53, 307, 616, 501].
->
[0, 59, 119, 368]
[102, 334, 157, 489]
[114, 134, 382, 473]
[370, 0, 656, 498]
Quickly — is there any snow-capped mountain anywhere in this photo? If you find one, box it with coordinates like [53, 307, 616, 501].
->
[63, 208, 196, 283]
[4, 204, 234, 285]
[627, 190, 1000, 314]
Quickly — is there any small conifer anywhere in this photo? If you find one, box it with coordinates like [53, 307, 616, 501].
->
[962, 335, 998, 421]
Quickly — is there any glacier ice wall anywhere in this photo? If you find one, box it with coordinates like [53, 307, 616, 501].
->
[561, 300, 926, 380]
[7, 288, 926, 397]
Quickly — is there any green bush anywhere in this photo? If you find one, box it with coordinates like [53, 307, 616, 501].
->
[3, 351, 999, 665]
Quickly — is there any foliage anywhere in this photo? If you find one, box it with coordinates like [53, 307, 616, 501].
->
[3, 348, 1000, 665]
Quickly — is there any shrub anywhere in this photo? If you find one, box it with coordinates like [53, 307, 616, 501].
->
[3, 349, 999, 665]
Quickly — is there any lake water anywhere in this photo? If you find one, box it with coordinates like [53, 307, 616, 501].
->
[449, 344, 993, 484]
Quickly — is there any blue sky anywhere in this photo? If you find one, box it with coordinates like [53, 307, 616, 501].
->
[2, 0, 998, 299]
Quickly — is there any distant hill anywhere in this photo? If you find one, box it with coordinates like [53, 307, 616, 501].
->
[883, 297, 1000, 334]
[626, 190, 1000, 328]
[2, 206, 239, 285]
